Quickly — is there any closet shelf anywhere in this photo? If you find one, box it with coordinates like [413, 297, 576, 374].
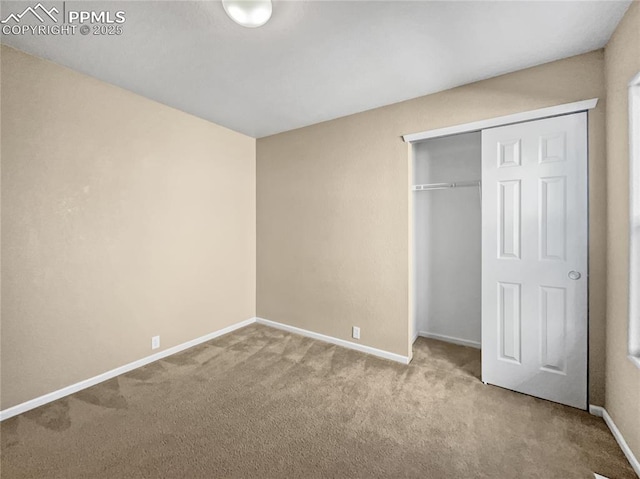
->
[412, 180, 480, 191]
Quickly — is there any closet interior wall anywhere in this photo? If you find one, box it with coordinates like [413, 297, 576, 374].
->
[413, 132, 482, 347]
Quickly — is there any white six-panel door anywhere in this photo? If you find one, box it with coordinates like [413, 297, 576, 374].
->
[481, 113, 588, 409]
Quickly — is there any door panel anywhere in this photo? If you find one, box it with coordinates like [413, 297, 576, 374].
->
[539, 286, 567, 373]
[540, 176, 567, 261]
[498, 281, 521, 363]
[498, 180, 521, 259]
[482, 113, 588, 409]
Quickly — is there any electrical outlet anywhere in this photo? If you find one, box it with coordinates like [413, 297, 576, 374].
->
[352, 326, 360, 340]
[151, 336, 160, 350]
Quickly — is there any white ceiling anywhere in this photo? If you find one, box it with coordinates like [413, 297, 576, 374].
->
[0, 0, 632, 138]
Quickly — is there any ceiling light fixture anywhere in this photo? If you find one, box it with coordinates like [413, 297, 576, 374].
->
[222, 0, 272, 28]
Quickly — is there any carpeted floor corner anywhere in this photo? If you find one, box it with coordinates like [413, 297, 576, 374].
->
[1, 323, 635, 478]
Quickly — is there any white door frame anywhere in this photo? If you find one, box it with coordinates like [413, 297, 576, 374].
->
[405, 98, 598, 371]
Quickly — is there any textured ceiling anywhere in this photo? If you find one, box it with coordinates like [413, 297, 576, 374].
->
[0, 0, 632, 137]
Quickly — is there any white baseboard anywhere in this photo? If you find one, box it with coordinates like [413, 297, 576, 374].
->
[256, 317, 411, 365]
[0, 317, 257, 422]
[418, 331, 481, 349]
[1, 316, 410, 421]
[589, 405, 640, 477]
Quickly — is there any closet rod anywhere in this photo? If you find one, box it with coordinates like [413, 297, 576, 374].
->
[412, 180, 480, 191]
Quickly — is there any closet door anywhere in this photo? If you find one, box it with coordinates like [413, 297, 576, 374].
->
[481, 113, 588, 409]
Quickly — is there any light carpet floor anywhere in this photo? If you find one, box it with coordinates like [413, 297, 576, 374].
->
[1, 324, 635, 478]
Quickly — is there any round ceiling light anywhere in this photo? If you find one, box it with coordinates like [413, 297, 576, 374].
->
[222, 0, 272, 28]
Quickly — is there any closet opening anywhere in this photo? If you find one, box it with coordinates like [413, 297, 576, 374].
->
[411, 131, 482, 362]
[407, 104, 593, 409]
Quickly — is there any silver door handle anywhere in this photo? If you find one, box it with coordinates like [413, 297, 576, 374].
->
[568, 271, 582, 280]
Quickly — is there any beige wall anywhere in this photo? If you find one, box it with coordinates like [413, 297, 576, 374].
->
[604, 1, 640, 460]
[0, 46, 256, 410]
[257, 50, 608, 405]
